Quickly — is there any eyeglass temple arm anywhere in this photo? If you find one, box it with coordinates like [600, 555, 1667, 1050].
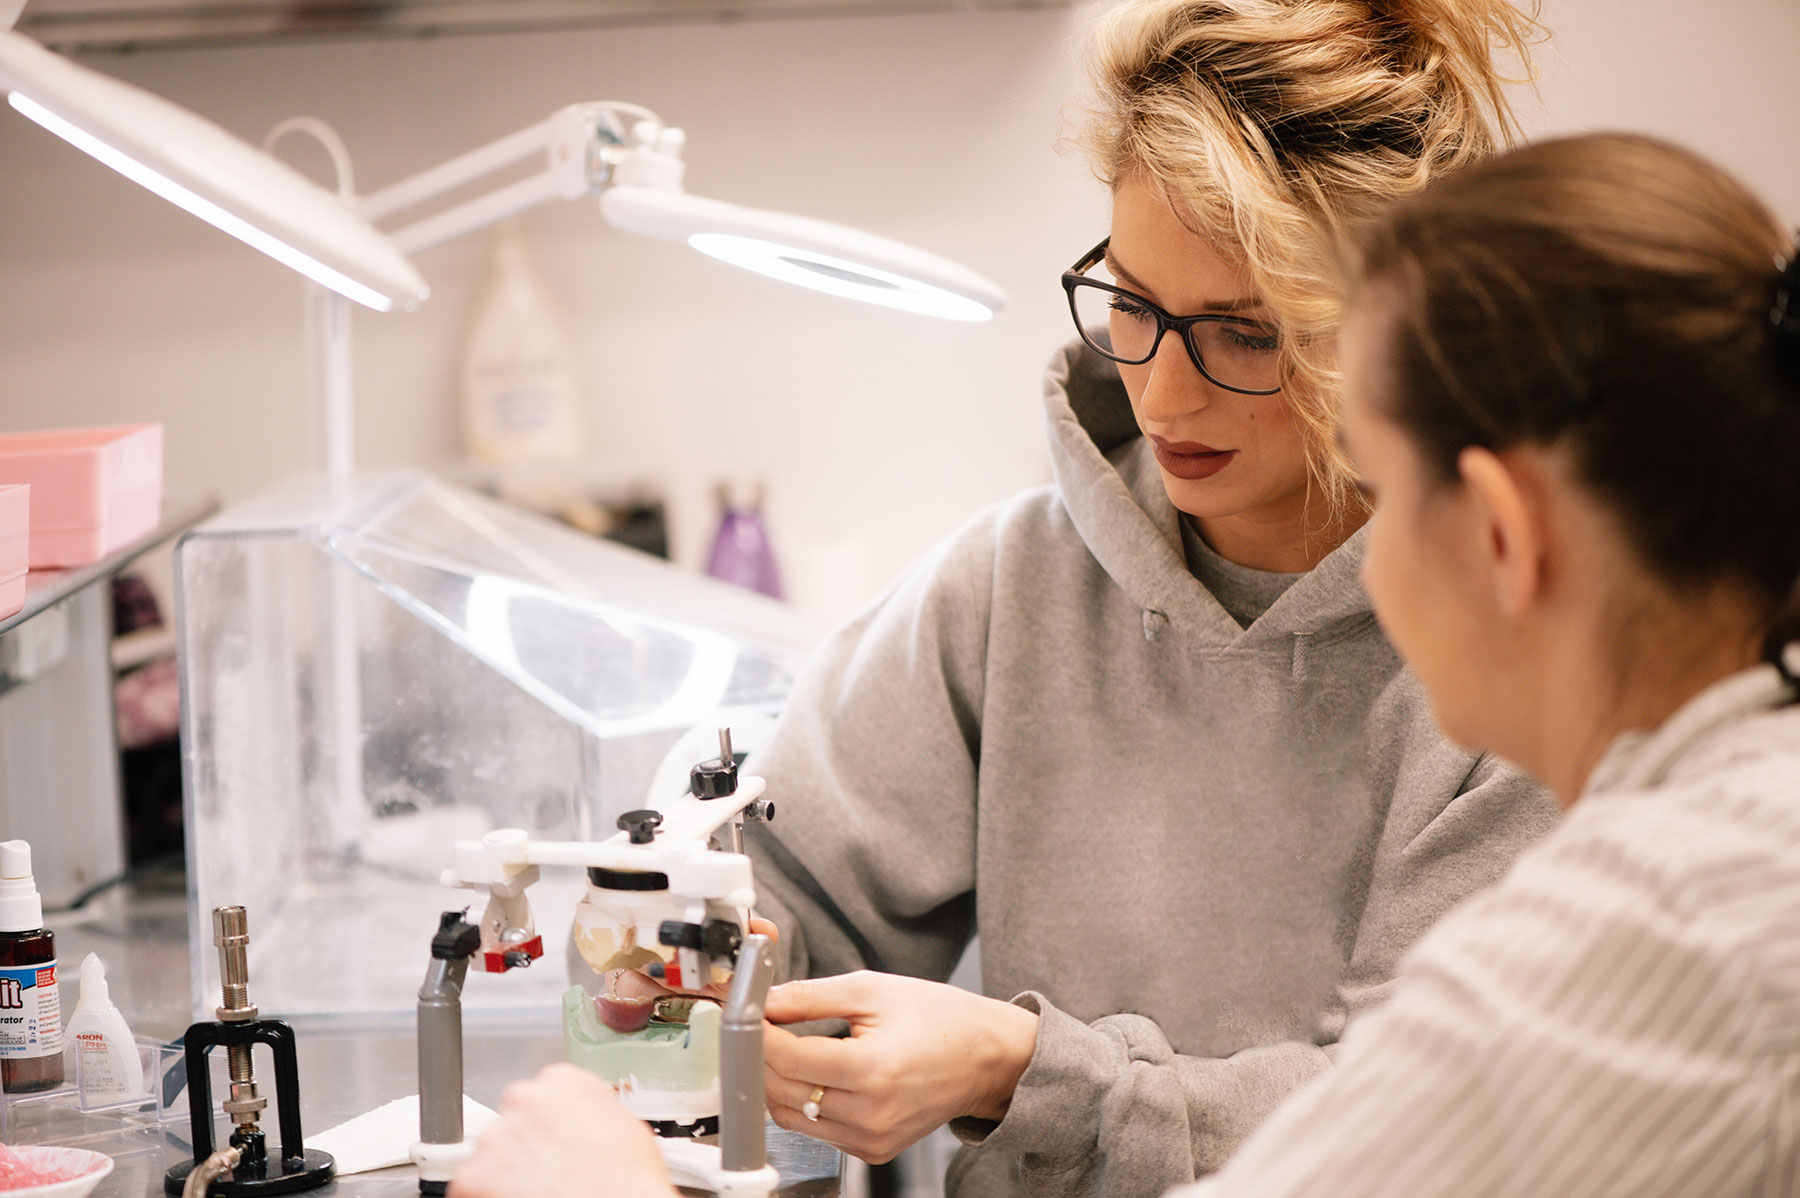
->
[1068, 237, 1109, 276]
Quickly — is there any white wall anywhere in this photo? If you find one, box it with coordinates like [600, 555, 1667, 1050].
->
[0, 1, 1794, 627]
[1527, 0, 1800, 212]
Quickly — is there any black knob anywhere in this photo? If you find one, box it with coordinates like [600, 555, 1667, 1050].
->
[658, 919, 742, 962]
[690, 756, 738, 800]
[700, 918, 742, 961]
[659, 920, 704, 950]
[430, 910, 481, 961]
[502, 950, 534, 969]
[618, 809, 664, 844]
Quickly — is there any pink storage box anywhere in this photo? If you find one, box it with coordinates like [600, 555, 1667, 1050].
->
[0, 424, 162, 569]
[0, 484, 25, 620]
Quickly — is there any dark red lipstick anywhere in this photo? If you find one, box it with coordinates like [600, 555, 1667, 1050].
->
[1149, 434, 1236, 481]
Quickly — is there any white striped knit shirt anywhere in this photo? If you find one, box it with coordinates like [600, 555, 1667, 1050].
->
[1178, 664, 1800, 1198]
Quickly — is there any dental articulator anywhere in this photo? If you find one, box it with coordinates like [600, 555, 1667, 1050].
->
[411, 729, 782, 1196]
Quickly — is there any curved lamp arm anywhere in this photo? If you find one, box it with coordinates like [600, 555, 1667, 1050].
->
[359, 102, 627, 251]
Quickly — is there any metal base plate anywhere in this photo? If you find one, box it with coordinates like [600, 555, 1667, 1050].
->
[164, 1150, 336, 1195]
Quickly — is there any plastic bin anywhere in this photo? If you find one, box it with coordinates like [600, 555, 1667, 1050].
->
[176, 470, 818, 1026]
[0, 425, 162, 568]
[0, 483, 26, 619]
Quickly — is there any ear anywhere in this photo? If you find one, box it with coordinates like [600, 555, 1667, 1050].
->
[1456, 446, 1545, 618]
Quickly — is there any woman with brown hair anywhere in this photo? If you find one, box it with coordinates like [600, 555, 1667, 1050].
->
[1183, 131, 1800, 1196]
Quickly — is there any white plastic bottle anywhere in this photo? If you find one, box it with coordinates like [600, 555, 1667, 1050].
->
[65, 952, 142, 1102]
[459, 220, 584, 465]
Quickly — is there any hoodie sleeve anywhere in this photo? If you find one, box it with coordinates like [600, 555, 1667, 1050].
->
[950, 682, 1559, 1197]
[742, 508, 998, 986]
[1171, 796, 1773, 1198]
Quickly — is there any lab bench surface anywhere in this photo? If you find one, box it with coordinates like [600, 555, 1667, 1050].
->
[19, 889, 839, 1196]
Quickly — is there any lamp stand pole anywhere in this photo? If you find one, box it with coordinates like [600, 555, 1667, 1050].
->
[305, 284, 356, 485]
[305, 281, 367, 851]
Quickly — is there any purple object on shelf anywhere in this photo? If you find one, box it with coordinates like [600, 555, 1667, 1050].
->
[706, 486, 783, 600]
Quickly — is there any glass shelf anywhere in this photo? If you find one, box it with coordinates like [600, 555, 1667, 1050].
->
[0, 495, 217, 640]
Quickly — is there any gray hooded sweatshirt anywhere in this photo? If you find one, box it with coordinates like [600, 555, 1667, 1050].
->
[745, 341, 1559, 1198]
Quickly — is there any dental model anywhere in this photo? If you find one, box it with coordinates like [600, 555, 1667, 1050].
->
[411, 730, 780, 1197]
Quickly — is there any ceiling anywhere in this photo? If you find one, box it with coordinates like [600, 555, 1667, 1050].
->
[17, 0, 1076, 53]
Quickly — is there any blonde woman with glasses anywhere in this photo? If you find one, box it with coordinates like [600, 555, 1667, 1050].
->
[527, 3, 1557, 1196]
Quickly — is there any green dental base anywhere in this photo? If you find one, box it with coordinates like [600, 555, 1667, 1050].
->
[562, 985, 721, 1091]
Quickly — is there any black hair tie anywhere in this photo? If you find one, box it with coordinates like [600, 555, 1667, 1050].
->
[1772, 239, 1800, 375]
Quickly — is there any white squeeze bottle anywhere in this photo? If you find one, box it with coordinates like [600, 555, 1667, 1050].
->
[459, 220, 584, 465]
[66, 952, 143, 1102]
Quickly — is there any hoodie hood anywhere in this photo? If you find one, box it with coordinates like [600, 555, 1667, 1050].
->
[1042, 338, 1374, 653]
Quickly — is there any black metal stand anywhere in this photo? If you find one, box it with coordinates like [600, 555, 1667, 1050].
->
[163, 1018, 335, 1196]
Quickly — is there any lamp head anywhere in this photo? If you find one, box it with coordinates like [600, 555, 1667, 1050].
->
[0, 29, 427, 312]
[600, 185, 1003, 322]
[598, 123, 1004, 322]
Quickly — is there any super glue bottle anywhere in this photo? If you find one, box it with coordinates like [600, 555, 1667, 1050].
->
[0, 840, 62, 1093]
[67, 953, 141, 1102]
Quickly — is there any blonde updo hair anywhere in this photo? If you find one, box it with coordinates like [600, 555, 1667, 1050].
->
[1071, 0, 1542, 517]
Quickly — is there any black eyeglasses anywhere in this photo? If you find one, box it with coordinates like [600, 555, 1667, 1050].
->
[1061, 238, 1284, 396]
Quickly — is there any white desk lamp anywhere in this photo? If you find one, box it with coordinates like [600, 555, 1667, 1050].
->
[0, 25, 1008, 477]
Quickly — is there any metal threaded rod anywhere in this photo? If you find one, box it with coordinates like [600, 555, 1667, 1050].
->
[228, 1046, 255, 1092]
[212, 906, 267, 1129]
[214, 907, 254, 1017]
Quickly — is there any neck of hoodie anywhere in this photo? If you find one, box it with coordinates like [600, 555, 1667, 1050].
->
[1181, 515, 1304, 630]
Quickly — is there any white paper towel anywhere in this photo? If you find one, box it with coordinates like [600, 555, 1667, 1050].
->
[310, 1095, 500, 1175]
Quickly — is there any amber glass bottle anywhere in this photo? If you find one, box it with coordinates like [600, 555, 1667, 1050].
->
[0, 841, 63, 1093]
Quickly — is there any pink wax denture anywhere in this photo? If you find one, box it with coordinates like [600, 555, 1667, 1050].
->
[0, 425, 162, 569]
[0, 485, 26, 621]
[596, 992, 656, 1033]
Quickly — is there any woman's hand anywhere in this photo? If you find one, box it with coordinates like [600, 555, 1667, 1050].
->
[761, 971, 1040, 1164]
[449, 1063, 676, 1198]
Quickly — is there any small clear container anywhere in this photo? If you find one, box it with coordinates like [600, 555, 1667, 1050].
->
[0, 1037, 183, 1142]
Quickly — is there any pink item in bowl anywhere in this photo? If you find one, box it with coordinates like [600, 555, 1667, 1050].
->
[0, 1145, 113, 1197]
[0, 425, 162, 569]
[0, 485, 25, 620]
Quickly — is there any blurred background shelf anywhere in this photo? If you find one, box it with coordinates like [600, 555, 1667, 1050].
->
[0, 494, 215, 641]
[0, 493, 216, 910]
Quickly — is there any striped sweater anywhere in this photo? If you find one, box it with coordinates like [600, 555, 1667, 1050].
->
[1182, 664, 1800, 1198]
